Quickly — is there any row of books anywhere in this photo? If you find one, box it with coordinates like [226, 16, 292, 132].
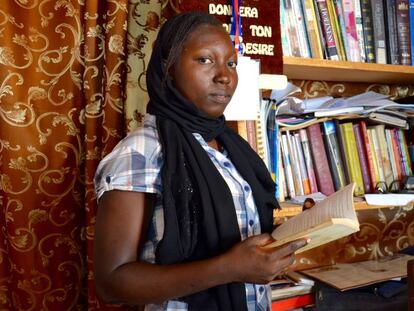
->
[276, 120, 413, 201]
[281, 0, 414, 65]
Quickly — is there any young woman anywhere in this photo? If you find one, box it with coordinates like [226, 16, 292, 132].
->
[93, 11, 308, 311]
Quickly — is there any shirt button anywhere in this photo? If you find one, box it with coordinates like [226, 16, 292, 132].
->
[259, 286, 264, 293]
[244, 185, 250, 192]
[105, 176, 111, 183]
[223, 162, 231, 167]
[249, 220, 254, 226]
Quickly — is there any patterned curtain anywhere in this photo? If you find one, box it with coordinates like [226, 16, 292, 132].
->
[0, 0, 162, 309]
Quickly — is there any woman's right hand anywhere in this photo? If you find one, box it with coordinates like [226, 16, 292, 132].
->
[221, 234, 308, 284]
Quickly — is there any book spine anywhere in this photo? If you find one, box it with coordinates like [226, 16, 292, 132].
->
[299, 129, 319, 193]
[395, 129, 408, 176]
[390, 128, 403, 181]
[328, 0, 347, 60]
[307, 123, 335, 195]
[287, 130, 305, 196]
[396, 0, 411, 65]
[374, 124, 394, 186]
[371, 0, 388, 63]
[281, 133, 296, 198]
[335, 120, 351, 183]
[316, 0, 341, 59]
[369, 127, 385, 182]
[278, 137, 287, 202]
[246, 120, 257, 152]
[302, 0, 325, 58]
[384, 0, 400, 64]
[359, 121, 377, 190]
[398, 128, 413, 175]
[280, 0, 292, 56]
[341, 123, 365, 196]
[292, 0, 312, 57]
[354, 0, 367, 61]
[284, 0, 303, 57]
[334, 0, 351, 60]
[314, 0, 329, 57]
[353, 123, 372, 193]
[341, 0, 361, 61]
[294, 133, 312, 194]
[384, 129, 399, 181]
[360, 0, 377, 62]
[323, 121, 347, 190]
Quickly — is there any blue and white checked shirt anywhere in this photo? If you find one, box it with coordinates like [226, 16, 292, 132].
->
[95, 114, 271, 311]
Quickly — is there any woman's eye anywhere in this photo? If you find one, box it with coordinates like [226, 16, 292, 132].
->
[198, 57, 212, 64]
[228, 61, 237, 68]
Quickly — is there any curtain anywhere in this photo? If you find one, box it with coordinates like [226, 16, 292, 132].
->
[0, 0, 162, 309]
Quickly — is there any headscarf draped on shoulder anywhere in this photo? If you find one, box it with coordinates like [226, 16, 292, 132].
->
[146, 11, 278, 311]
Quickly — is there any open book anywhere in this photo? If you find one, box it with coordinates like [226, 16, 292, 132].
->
[267, 183, 359, 253]
[300, 253, 413, 291]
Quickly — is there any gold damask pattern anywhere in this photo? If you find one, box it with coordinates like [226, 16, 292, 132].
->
[290, 79, 414, 100]
[0, 0, 133, 310]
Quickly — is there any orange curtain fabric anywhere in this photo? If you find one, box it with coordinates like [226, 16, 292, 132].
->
[0, 1, 130, 309]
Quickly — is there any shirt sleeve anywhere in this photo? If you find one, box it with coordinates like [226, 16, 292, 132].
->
[94, 127, 163, 200]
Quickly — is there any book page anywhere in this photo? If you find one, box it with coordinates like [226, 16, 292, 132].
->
[301, 254, 413, 291]
[269, 183, 357, 250]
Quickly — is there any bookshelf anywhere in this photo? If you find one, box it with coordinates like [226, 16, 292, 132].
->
[276, 57, 414, 217]
[283, 56, 414, 84]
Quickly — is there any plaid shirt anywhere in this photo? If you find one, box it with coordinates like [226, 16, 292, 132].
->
[95, 114, 270, 311]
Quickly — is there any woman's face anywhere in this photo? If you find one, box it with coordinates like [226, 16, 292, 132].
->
[171, 24, 238, 118]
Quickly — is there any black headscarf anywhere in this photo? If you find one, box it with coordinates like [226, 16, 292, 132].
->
[146, 11, 278, 311]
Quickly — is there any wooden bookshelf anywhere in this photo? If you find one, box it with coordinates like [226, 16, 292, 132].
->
[283, 56, 414, 84]
[275, 201, 388, 218]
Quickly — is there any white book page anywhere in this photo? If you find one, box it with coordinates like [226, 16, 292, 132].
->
[272, 183, 357, 242]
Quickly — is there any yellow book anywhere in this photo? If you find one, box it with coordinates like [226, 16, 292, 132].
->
[267, 183, 359, 253]
[341, 123, 364, 196]
[302, 0, 324, 58]
[326, 0, 346, 60]
[368, 127, 385, 183]
[374, 124, 394, 186]
[366, 128, 381, 186]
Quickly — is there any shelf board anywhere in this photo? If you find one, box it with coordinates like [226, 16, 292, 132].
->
[275, 200, 388, 218]
[283, 56, 414, 84]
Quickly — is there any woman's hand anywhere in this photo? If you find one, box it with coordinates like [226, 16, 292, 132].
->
[221, 234, 308, 284]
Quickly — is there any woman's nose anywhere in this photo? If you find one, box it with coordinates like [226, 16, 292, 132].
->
[213, 65, 231, 84]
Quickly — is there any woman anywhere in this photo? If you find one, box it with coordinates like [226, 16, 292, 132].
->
[94, 11, 308, 311]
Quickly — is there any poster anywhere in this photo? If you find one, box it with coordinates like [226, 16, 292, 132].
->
[162, 0, 282, 74]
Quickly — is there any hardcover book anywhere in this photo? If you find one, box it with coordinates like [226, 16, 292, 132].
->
[396, 0, 411, 65]
[307, 123, 335, 195]
[322, 121, 347, 190]
[360, 0, 376, 62]
[316, 0, 341, 59]
[370, 0, 388, 63]
[341, 123, 365, 196]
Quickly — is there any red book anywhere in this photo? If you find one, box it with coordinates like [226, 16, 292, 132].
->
[353, 123, 372, 193]
[391, 129, 403, 181]
[271, 293, 314, 311]
[306, 123, 335, 195]
[359, 121, 377, 190]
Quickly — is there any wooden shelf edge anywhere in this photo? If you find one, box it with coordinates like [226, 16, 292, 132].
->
[283, 56, 414, 84]
[275, 200, 396, 218]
